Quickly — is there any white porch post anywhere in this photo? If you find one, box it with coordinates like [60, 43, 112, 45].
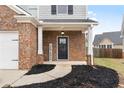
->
[87, 25, 94, 65]
[122, 38, 124, 58]
[121, 15, 124, 58]
[38, 25, 43, 54]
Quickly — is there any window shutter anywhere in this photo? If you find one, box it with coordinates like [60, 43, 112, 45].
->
[51, 5, 56, 15]
[68, 5, 73, 14]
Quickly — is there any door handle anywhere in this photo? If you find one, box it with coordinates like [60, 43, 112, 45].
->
[12, 39, 18, 41]
[12, 59, 18, 61]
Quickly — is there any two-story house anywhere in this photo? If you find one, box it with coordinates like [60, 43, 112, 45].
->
[0, 5, 98, 69]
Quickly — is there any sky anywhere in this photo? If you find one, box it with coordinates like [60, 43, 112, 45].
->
[88, 5, 124, 37]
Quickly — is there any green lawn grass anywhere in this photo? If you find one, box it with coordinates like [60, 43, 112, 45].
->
[94, 58, 124, 77]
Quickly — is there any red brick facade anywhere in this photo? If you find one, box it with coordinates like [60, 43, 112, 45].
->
[0, 5, 86, 69]
[0, 5, 43, 69]
[43, 31, 86, 61]
[18, 23, 38, 69]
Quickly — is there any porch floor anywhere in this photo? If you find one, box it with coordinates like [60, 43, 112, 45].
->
[43, 61, 87, 65]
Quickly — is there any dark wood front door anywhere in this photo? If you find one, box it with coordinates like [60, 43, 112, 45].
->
[58, 37, 68, 59]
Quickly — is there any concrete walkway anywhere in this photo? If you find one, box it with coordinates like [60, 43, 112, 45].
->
[118, 74, 124, 88]
[0, 70, 27, 87]
[11, 64, 72, 87]
[44, 61, 87, 65]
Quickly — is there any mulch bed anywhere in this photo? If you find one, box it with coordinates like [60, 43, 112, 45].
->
[25, 64, 56, 75]
[16, 65, 119, 88]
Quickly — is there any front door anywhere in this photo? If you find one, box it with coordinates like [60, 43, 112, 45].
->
[58, 37, 68, 60]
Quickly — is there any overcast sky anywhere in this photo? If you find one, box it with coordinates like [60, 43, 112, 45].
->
[88, 5, 124, 37]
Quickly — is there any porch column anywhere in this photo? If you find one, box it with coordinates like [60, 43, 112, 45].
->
[87, 25, 94, 65]
[38, 25, 43, 54]
[122, 38, 124, 58]
[121, 15, 124, 58]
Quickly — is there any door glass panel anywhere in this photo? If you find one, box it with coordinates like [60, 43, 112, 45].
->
[59, 38, 66, 44]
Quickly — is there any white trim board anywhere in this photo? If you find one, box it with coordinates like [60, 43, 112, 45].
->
[7, 5, 31, 16]
[14, 15, 43, 27]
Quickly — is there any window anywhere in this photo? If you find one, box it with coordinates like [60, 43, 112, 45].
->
[51, 5, 73, 15]
[102, 45, 103, 48]
[100, 45, 106, 48]
[107, 45, 112, 48]
[103, 45, 106, 48]
[59, 38, 66, 44]
[58, 5, 67, 14]
[99, 45, 101, 48]
[51, 5, 56, 15]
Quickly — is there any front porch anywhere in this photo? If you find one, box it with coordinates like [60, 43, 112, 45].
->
[43, 31, 86, 61]
[43, 61, 87, 65]
[37, 19, 98, 65]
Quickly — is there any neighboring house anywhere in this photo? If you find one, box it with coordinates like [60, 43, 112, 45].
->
[0, 5, 98, 69]
[93, 31, 122, 49]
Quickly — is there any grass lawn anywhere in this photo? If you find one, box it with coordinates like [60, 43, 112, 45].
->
[94, 58, 124, 77]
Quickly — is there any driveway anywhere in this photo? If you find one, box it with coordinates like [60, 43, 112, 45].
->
[0, 70, 27, 87]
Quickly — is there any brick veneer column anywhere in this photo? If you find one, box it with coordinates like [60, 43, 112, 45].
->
[18, 23, 37, 69]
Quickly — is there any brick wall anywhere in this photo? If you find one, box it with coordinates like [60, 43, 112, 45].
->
[43, 31, 86, 61]
[0, 5, 42, 69]
[18, 23, 38, 69]
[0, 5, 18, 31]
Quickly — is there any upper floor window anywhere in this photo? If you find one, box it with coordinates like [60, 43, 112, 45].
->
[58, 5, 67, 14]
[51, 5, 73, 15]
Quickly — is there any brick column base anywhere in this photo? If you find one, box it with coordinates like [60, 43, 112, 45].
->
[122, 52, 124, 58]
[87, 55, 91, 65]
[87, 55, 94, 65]
[37, 54, 44, 64]
[19, 61, 33, 70]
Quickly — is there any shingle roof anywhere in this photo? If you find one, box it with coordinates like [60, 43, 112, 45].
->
[93, 31, 122, 45]
[40, 19, 98, 23]
[16, 5, 32, 15]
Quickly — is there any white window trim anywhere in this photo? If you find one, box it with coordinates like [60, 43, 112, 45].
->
[111, 43, 113, 48]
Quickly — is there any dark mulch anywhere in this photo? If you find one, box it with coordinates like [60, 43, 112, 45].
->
[25, 64, 55, 75]
[16, 65, 119, 88]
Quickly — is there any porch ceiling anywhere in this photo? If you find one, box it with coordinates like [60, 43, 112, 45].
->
[42, 23, 90, 31]
[41, 19, 98, 31]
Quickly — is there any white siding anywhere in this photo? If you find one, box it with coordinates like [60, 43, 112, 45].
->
[19, 5, 87, 19]
[19, 5, 38, 18]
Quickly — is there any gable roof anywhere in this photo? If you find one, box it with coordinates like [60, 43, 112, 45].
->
[7, 5, 31, 16]
[4, 5, 42, 27]
[93, 31, 122, 45]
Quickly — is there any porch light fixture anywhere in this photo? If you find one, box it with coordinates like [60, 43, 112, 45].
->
[61, 31, 64, 35]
